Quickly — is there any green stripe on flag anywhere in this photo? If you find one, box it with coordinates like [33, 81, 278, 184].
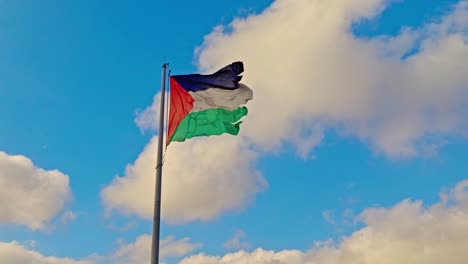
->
[170, 107, 248, 142]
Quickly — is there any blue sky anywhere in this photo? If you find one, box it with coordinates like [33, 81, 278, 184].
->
[1, 0, 468, 263]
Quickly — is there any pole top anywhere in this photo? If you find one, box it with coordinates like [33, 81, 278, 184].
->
[162, 63, 169, 68]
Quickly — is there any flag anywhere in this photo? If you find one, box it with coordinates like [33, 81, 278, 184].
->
[167, 61, 253, 144]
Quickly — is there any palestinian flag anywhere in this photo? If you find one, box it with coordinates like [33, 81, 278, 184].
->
[167, 62, 253, 144]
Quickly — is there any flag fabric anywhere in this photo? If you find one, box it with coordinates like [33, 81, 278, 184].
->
[167, 61, 253, 144]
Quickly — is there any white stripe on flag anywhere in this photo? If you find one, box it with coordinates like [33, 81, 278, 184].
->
[189, 83, 253, 112]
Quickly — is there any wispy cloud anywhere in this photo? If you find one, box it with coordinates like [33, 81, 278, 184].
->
[224, 229, 251, 250]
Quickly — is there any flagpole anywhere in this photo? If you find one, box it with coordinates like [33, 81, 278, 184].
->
[151, 62, 169, 264]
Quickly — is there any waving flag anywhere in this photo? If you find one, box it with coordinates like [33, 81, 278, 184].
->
[167, 62, 253, 144]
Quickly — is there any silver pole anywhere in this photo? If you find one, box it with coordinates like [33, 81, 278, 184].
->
[151, 63, 169, 264]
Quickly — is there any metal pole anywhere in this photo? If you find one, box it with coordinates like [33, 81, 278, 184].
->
[151, 63, 169, 264]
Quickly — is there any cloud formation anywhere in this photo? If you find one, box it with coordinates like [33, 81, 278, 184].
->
[102, 135, 266, 224]
[180, 179, 468, 264]
[112, 235, 201, 263]
[196, 0, 468, 159]
[0, 235, 201, 264]
[0, 151, 72, 230]
[135, 93, 163, 132]
[102, 0, 468, 224]
[0, 241, 90, 264]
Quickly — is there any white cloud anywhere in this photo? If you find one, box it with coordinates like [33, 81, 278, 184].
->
[102, 135, 266, 224]
[112, 234, 201, 263]
[135, 93, 163, 132]
[102, 0, 468, 224]
[0, 151, 72, 230]
[0, 241, 91, 264]
[224, 229, 250, 250]
[0, 235, 201, 264]
[196, 0, 468, 159]
[180, 249, 306, 264]
[180, 179, 468, 264]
